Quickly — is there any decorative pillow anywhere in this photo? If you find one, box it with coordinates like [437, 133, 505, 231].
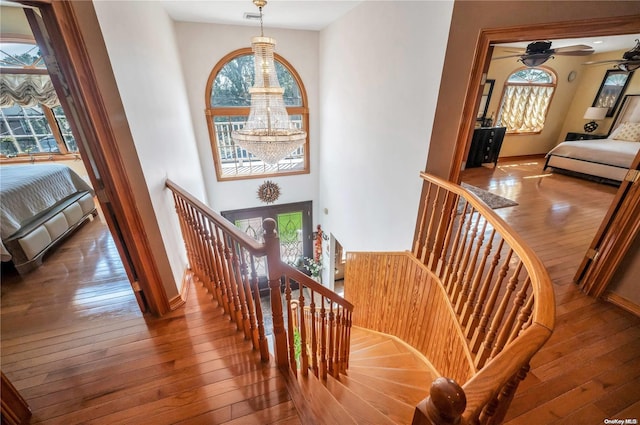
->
[610, 122, 640, 142]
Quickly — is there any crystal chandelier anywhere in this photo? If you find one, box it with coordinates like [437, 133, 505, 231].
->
[232, 0, 307, 165]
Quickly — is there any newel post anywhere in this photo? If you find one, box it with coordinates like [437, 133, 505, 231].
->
[413, 377, 466, 425]
[263, 218, 289, 369]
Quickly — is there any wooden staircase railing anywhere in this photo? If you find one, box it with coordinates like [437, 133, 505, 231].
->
[166, 180, 353, 381]
[346, 172, 555, 425]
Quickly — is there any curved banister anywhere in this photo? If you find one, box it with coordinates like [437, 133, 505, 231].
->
[418, 172, 555, 331]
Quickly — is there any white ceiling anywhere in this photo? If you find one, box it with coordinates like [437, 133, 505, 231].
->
[161, 0, 363, 31]
[160, 1, 638, 54]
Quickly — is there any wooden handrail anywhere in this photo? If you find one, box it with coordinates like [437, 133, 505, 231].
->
[166, 179, 353, 381]
[347, 172, 555, 424]
[417, 172, 555, 330]
[165, 179, 265, 255]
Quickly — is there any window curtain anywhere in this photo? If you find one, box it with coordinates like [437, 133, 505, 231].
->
[498, 85, 553, 133]
[0, 74, 59, 108]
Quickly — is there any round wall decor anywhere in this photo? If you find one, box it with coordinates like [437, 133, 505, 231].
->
[567, 70, 577, 82]
[257, 180, 280, 204]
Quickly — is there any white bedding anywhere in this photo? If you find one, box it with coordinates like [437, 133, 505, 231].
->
[0, 164, 93, 239]
[546, 139, 640, 169]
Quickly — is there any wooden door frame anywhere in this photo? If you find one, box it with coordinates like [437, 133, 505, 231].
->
[447, 15, 640, 297]
[20, 0, 171, 315]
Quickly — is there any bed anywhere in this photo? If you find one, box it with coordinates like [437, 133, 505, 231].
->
[544, 94, 640, 183]
[1, 164, 97, 274]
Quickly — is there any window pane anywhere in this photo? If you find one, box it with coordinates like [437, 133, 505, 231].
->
[52, 106, 79, 152]
[507, 68, 553, 84]
[212, 54, 302, 107]
[0, 42, 46, 69]
[0, 105, 61, 154]
[213, 114, 305, 178]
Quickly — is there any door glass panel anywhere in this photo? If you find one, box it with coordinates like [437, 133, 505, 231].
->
[277, 211, 303, 265]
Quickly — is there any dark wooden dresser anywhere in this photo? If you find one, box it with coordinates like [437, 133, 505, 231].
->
[466, 126, 506, 168]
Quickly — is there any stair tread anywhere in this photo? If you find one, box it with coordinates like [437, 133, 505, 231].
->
[349, 352, 431, 370]
[345, 369, 429, 405]
[298, 372, 357, 425]
[337, 373, 416, 424]
[349, 365, 437, 388]
[350, 339, 405, 357]
[324, 375, 397, 425]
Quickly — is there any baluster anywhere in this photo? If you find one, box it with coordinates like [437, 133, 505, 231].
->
[441, 202, 469, 290]
[172, 194, 193, 275]
[320, 297, 328, 380]
[250, 256, 269, 362]
[328, 302, 335, 377]
[480, 364, 530, 425]
[421, 186, 442, 264]
[454, 215, 486, 310]
[191, 208, 207, 290]
[470, 247, 513, 352]
[333, 305, 341, 377]
[343, 309, 352, 372]
[203, 218, 222, 305]
[197, 212, 216, 295]
[285, 277, 297, 374]
[491, 276, 531, 358]
[263, 219, 288, 370]
[445, 208, 476, 296]
[215, 226, 232, 316]
[190, 206, 206, 281]
[413, 182, 433, 258]
[298, 286, 309, 375]
[222, 233, 242, 329]
[429, 190, 455, 271]
[506, 292, 535, 345]
[435, 193, 460, 278]
[466, 237, 504, 338]
[461, 228, 496, 327]
[412, 377, 466, 425]
[239, 248, 259, 350]
[183, 203, 202, 279]
[230, 240, 252, 339]
[476, 260, 523, 369]
[309, 289, 318, 377]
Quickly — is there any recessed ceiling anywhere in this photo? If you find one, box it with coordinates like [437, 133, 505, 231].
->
[160, 0, 363, 31]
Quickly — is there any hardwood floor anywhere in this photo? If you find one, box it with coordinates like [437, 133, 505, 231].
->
[462, 158, 640, 424]
[0, 218, 300, 424]
[2, 158, 639, 424]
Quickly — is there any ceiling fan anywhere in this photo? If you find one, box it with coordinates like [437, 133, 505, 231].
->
[582, 39, 640, 71]
[492, 41, 594, 67]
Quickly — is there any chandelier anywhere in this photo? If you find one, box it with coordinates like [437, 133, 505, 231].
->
[232, 0, 307, 165]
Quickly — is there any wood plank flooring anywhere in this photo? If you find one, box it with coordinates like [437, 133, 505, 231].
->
[462, 158, 640, 424]
[2, 158, 639, 424]
[0, 218, 300, 424]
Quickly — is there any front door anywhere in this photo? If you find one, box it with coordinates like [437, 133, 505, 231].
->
[222, 201, 313, 283]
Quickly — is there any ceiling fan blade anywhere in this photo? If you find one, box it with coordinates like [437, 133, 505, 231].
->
[553, 44, 593, 52]
[555, 50, 595, 56]
[581, 59, 623, 65]
[492, 54, 525, 60]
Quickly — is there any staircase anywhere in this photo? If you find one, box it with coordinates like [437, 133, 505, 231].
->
[295, 327, 438, 424]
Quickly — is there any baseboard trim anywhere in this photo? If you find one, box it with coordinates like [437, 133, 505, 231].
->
[604, 292, 640, 317]
[169, 269, 192, 310]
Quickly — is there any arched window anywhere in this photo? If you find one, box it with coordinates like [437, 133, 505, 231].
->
[0, 40, 77, 158]
[497, 68, 556, 134]
[205, 48, 309, 181]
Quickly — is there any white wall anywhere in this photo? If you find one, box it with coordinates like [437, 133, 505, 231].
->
[93, 1, 206, 294]
[318, 1, 453, 252]
[174, 22, 320, 215]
